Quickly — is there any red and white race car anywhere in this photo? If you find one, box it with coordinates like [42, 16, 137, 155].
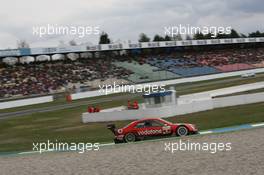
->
[107, 118, 198, 143]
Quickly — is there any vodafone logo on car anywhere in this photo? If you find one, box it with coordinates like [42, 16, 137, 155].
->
[138, 129, 162, 135]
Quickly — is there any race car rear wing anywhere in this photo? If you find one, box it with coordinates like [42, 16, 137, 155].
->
[107, 124, 117, 135]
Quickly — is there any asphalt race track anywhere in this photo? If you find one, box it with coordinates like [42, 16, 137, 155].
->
[0, 127, 263, 175]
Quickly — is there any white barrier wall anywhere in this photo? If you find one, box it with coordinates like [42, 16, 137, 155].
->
[82, 99, 214, 123]
[213, 92, 264, 108]
[82, 92, 264, 123]
[72, 68, 264, 100]
[186, 81, 264, 98]
[70, 90, 118, 100]
[0, 96, 54, 110]
[177, 81, 264, 104]
[178, 94, 211, 104]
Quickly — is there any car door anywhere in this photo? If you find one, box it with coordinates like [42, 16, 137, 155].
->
[134, 121, 150, 137]
[143, 120, 163, 137]
[151, 119, 173, 136]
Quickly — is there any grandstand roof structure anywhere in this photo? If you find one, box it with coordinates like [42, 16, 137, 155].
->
[0, 37, 264, 58]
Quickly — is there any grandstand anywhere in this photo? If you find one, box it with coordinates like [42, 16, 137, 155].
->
[1, 39, 264, 99]
[215, 63, 255, 72]
[146, 57, 219, 77]
[0, 60, 131, 98]
[113, 60, 180, 83]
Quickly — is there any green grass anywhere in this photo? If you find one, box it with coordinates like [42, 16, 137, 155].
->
[0, 96, 138, 152]
[0, 101, 263, 153]
[167, 102, 264, 129]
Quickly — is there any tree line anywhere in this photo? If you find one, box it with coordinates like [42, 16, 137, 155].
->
[99, 29, 264, 44]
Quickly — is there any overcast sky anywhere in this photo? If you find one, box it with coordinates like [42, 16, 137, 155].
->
[0, 0, 263, 49]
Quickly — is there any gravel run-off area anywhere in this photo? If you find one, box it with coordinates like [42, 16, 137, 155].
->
[0, 127, 263, 175]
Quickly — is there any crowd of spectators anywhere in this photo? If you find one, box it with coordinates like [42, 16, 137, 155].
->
[0, 59, 132, 98]
[134, 47, 264, 73]
[185, 48, 264, 67]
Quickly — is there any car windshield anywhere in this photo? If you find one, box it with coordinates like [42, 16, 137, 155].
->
[151, 120, 165, 127]
[158, 118, 172, 125]
[135, 122, 145, 128]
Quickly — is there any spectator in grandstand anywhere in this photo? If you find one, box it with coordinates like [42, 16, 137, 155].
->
[0, 58, 132, 98]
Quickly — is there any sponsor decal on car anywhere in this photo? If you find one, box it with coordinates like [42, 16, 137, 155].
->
[138, 129, 163, 135]
[117, 129, 123, 134]
[162, 126, 172, 134]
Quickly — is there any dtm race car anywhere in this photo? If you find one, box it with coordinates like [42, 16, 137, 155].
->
[107, 118, 198, 143]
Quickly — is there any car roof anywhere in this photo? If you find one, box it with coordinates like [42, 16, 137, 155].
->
[137, 118, 165, 122]
[124, 118, 171, 128]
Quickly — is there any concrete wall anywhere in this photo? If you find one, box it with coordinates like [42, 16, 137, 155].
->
[0, 96, 54, 110]
[186, 81, 264, 98]
[178, 94, 212, 104]
[177, 81, 264, 105]
[82, 99, 214, 123]
[213, 92, 264, 108]
[70, 90, 117, 100]
[82, 92, 264, 123]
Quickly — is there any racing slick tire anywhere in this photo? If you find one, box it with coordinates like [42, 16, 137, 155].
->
[124, 133, 136, 143]
[176, 126, 189, 136]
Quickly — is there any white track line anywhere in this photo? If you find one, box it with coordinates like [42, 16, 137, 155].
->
[199, 131, 213, 135]
[100, 143, 115, 147]
[18, 151, 38, 155]
[251, 123, 264, 127]
[19, 149, 55, 155]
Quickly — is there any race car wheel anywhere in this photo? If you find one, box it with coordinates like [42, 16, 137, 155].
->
[124, 133, 136, 142]
[176, 126, 188, 136]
